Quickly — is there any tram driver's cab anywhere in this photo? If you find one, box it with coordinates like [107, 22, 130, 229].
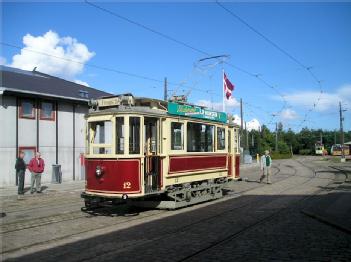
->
[83, 95, 165, 202]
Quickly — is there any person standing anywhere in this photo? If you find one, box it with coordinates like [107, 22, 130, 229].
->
[15, 151, 26, 195]
[28, 152, 45, 194]
[259, 150, 272, 184]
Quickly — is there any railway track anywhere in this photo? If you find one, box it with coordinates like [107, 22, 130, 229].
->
[177, 161, 348, 261]
[0, 161, 288, 237]
[2, 158, 343, 260]
[73, 159, 328, 261]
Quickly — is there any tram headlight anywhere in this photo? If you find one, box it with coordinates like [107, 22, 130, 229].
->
[95, 165, 104, 177]
[122, 194, 128, 200]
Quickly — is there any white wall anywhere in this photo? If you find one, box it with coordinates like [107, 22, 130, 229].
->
[0, 95, 16, 186]
[0, 94, 89, 187]
[58, 102, 74, 182]
[38, 110, 56, 184]
[74, 105, 87, 180]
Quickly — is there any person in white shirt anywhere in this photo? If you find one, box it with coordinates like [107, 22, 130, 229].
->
[259, 150, 272, 184]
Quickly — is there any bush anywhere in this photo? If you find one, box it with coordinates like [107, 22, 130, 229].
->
[277, 141, 290, 154]
[271, 152, 292, 159]
[298, 149, 311, 155]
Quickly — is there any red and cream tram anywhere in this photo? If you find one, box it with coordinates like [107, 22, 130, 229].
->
[82, 94, 240, 209]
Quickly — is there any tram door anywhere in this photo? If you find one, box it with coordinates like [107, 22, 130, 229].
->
[144, 117, 161, 193]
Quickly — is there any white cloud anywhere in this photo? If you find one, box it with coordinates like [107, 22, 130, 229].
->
[232, 114, 261, 131]
[74, 79, 90, 87]
[9, 30, 95, 79]
[0, 56, 6, 65]
[282, 85, 351, 112]
[232, 114, 242, 126]
[197, 97, 240, 113]
[246, 118, 261, 131]
[280, 108, 298, 120]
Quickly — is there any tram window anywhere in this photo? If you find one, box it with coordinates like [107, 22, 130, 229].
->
[116, 117, 124, 154]
[129, 117, 140, 154]
[90, 121, 112, 144]
[217, 127, 225, 150]
[187, 122, 214, 152]
[89, 121, 112, 154]
[171, 122, 183, 150]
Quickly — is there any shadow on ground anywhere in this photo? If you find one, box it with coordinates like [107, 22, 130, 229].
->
[4, 189, 351, 262]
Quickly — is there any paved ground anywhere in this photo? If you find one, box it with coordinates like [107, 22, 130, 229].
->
[1, 156, 350, 261]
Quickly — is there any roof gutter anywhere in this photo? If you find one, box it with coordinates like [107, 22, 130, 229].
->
[0, 86, 89, 103]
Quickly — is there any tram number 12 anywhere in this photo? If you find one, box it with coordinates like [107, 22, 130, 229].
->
[123, 181, 132, 189]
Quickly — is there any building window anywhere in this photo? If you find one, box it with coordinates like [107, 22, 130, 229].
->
[19, 99, 35, 119]
[171, 122, 183, 150]
[129, 117, 140, 154]
[18, 147, 36, 164]
[187, 122, 214, 152]
[40, 101, 55, 120]
[217, 127, 226, 150]
[116, 117, 124, 154]
[89, 121, 112, 154]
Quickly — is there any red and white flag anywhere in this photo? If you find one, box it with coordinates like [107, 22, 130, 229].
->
[223, 72, 235, 100]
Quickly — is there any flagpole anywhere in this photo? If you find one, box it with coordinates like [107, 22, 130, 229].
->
[222, 69, 225, 112]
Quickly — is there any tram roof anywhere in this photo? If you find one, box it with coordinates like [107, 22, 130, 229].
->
[88, 94, 239, 126]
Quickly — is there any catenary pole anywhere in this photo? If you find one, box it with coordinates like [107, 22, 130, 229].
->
[275, 122, 278, 152]
[339, 101, 345, 160]
[240, 98, 243, 148]
[164, 77, 168, 101]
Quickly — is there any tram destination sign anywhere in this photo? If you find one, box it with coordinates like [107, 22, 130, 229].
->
[168, 102, 227, 123]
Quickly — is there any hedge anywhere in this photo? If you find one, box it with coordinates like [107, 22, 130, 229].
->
[270, 152, 292, 159]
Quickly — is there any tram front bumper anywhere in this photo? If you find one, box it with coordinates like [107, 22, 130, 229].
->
[81, 191, 130, 200]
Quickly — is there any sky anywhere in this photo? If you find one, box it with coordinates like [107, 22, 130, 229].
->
[1, 1, 351, 132]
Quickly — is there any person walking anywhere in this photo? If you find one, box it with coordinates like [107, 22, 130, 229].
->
[28, 152, 45, 194]
[259, 150, 272, 184]
[15, 151, 26, 195]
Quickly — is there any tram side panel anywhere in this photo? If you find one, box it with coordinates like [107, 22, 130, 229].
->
[85, 158, 142, 195]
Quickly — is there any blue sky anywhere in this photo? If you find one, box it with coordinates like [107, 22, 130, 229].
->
[1, 1, 351, 131]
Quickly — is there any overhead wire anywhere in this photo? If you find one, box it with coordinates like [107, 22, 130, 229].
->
[84, 0, 288, 120]
[215, 0, 324, 129]
[0, 42, 221, 97]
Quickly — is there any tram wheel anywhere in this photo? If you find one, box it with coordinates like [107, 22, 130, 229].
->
[185, 191, 192, 202]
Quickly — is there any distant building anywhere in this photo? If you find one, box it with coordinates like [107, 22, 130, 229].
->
[0, 66, 111, 186]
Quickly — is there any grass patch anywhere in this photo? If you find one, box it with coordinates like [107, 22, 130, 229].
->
[271, 152, 292, 159]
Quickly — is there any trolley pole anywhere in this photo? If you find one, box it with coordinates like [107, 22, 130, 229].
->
[164, 77, 168, 101]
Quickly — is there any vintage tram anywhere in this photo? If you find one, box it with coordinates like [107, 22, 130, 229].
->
[81, 94, 240, 209]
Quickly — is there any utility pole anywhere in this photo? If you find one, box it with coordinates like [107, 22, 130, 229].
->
[320, 132, 323, 144]
[275, 122, 278, 152]
[163, 77, 168, 101]
[245, 122, 249, 150]
[240, 98, 243, 148]
[339, 102, 346, 161]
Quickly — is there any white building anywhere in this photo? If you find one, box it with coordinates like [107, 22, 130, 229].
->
[0, 66, 111, 186]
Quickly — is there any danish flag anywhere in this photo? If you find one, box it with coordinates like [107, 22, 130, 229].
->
[223, 72, 235, 100]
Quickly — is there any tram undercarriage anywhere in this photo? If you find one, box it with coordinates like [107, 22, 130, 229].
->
[82, 178, 229, 210]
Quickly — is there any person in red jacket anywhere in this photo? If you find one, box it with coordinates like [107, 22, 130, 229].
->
[28, 152, 45, 194]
